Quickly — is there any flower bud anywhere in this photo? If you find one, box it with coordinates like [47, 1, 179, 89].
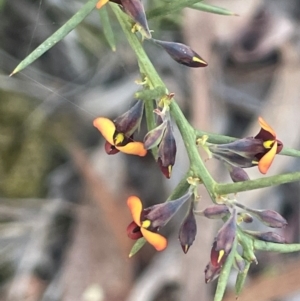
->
[121, 0, 151, 38]
[246, 230, 286, 244]
[251, 209, 287, 228]
[152, 39, 207, 68]
[143, 121, 167, 149]
[178, 204, 197, 254]
[114, 100, 144, 137]
[157, 121, 176, 178]
[214, 211, 237, 256]
[203, 205, 229, 219]
[226, 164, 250, 182]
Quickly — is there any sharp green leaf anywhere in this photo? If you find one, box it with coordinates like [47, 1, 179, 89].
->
[99, 5, 116, 51]
[146, 0, 204, 20]
[129, 238, 146, 257]
[189, 3, 238, 16]
[11, 0, 99, 75]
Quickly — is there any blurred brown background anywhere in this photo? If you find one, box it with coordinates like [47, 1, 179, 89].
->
[1, 0, 300, 300]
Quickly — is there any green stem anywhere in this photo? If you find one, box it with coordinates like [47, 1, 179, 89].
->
[112, 4, 217, 198]
[215, 172, 300, 195]
[254, 240, 300, 253]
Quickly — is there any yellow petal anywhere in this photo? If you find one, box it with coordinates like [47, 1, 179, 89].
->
[258, 117, 276, 138]
[117, 141, 147, 157]
[96, 0, 109, 9]
[93, 117, 115, 145]
[141, 228, 167, 251]
[258, 141, 277, 174]
[127, 196, 142, 226]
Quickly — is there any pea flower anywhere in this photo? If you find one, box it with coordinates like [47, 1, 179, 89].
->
[93, 100, 147, 156]
[208, 117, 283, 174]
[127, 191, 191, 251]
[152, 39, 208, 68]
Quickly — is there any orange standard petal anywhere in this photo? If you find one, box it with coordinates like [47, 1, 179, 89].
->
[141, 228, 167, 251]
[127, 196, 142, 226]
[96, 0, 109, 9]
[258, 117, 276, 138]
[117, 141, 147, 157]
[93, 117, 115, 145]
[258, 141, 277, 174]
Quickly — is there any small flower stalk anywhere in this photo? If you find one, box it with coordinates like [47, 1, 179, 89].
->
[93, 100, 147, 156]
[152, 39, 208, 68]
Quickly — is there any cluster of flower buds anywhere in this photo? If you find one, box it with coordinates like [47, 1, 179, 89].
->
[203, 199, 288, 283]
[202, 117, 283, 181]
[96, 0, 208, 68]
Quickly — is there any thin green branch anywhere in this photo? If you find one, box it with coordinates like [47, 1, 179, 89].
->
[254, 240, 300, 253]
[215, 172, 300, 195]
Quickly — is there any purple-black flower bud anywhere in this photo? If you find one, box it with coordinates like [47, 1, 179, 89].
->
[226, 164, 250, 182]
[114, 100, 144, 138]
[178, 203, 197, 254]
[152, 39, 207, 68]
[203, 205, 230, 219]
[143, 121, 167, 150]
[251, 209, 287, 228]
[121, 0, 151, 38]
[214, 211, 237, 256]
[157, 121, 176, 179]
[245, 230, 286, 244]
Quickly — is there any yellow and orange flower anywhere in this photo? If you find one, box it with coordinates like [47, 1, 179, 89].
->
[254, 117, 283, 174]
[127, 196, 167, 251]
[93, 117, 147, 156]
[207, 117, 283, 175]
